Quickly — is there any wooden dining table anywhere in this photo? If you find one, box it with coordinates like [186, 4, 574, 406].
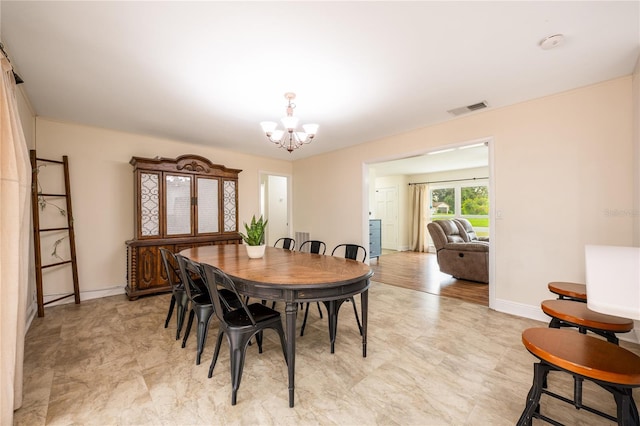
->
[179, 244, 373, 407]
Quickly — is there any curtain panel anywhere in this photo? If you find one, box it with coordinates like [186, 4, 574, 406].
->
[409, 183, 429, 252]
[0, 55, 30, 424]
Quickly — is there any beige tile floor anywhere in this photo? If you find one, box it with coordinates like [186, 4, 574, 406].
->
[14, 282, 640, 425]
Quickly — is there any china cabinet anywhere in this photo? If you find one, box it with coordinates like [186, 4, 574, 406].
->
[125, 154, 242, 299]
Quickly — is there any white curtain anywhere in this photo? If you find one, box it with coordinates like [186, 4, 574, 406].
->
[409, 183, 429, 252]
[0, 55, 30, 424]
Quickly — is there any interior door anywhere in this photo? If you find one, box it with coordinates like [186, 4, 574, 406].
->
[260, 173, 291, 246]
[375, 186, 398, 250]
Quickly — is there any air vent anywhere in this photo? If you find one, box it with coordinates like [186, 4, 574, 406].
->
[447, 101, 489, 116]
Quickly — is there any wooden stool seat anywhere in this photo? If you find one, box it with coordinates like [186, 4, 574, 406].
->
[548, 281, 587, 302]
[541, 299, 634, 344]
[518, 328, 640, 425]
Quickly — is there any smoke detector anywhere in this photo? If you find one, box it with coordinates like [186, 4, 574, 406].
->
[539, 34, 564, 50]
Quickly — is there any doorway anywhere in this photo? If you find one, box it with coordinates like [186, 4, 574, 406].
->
[366, 139, 494, 308]
[259, 172, 291, 246]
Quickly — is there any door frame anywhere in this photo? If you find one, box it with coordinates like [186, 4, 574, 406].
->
[363, 137, 496, 309]
[258, 171, 293, 246]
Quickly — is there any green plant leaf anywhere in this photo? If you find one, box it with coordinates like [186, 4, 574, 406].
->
[239, 214, 268, 246]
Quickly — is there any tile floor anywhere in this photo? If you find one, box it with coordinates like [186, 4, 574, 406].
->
[14, 282, 640, 425]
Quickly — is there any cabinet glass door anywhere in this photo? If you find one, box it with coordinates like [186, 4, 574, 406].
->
[140, 172, 160, 237]
[197, 177, 219, 233]
[223, 180, 237, 232]
[166, 175, 192, 235]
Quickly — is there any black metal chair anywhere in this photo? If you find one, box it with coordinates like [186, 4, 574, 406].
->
[299, 240, 326, 254]
[175, 254, 240, 365]
[160, 248, 203, 341]
[330, 244, 366, 336]
[201, 262, 287, 405]
[310, 244, 367, 353]
[274, 237, 295, 250]
[298, 240, 326, 336]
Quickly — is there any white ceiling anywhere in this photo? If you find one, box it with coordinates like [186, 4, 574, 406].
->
[1, 1, 639, 162]
[369, 142, 489, 177]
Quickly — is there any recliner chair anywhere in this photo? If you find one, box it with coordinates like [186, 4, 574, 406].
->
[427, 219, 489, 283]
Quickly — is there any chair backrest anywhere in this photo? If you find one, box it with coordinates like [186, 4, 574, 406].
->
[434, 220, 466, 243]
[299, 240, 326, 254]
[159, 248, 181, 290]
[331, 244, 367, 262]
[274, 237, 295, 250]
[200, 262, 257, 327]
[454, 218, 478, 242]
[175, 253, 209, 303]
[427, 220, 469, 251]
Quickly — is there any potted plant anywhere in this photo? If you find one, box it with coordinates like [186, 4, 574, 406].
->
[239, 215, 268, 258]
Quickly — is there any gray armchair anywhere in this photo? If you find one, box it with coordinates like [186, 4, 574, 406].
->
[427, 219, 489, 283]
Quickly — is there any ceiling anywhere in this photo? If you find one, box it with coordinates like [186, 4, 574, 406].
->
[369, 142, 489, 177]
[1, 1, 639, 161]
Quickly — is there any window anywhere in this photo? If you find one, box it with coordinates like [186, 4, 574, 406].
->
[430, 180, 489, 237]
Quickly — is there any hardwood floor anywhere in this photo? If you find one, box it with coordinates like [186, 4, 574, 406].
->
[369, 250, 489, 306]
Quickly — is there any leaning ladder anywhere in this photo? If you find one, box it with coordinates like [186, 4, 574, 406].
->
[30, 150, 80, 317]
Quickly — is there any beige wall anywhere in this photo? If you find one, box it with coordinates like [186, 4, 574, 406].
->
[293, 76, 635, 321]
[33, 118, 293, 300]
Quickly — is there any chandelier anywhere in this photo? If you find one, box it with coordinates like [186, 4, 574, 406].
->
[260, 92, 319, 153]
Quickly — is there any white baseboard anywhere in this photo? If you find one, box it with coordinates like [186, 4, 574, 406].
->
[43, 286, 126, 307]
[493, 298, 640, 344]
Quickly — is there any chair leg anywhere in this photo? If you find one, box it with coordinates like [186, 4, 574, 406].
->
[316, 302, 323, 319]
[176, 302, 187, 340]
[228, 335, 250, 406]
[300, 303, 311, 336]
[208, 330, 225, 378]
[195, 308, 214, 365]
[349, 297, 363, 336]
[165, 295, 175, 328]
[274, 325, 288, 365]
[325, 300, 339, 354]
[517, 362, 551, 426]
[255, 331, 264, 354]
[182, 310, 195, 348]
[612, 386, 639, 425]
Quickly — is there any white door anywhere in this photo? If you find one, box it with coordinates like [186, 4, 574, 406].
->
[375, 186, 398, 250]
[260, 173, 290, 246]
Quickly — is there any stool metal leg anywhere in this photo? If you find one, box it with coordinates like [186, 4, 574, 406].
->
[611, 386, 639, 426]
[518, 362, 551, 426]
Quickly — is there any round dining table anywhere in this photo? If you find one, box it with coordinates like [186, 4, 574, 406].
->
[179, 244, 373, 407]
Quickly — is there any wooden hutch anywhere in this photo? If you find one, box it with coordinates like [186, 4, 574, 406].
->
[126, 154, 242, 300]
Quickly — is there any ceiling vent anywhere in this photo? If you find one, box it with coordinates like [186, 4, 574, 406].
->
[447, 101, 488, 116]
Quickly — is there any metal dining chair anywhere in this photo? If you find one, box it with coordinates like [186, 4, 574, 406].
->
[274, 237, 295, 250]
[160, 248, 204, 341]
[298, 240, 326, 336]
[307, 244, 367, 353]
[175, 254, 241, 365]
[200, 262, 287, 405]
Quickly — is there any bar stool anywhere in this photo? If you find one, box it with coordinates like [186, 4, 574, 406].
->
[548, 281, 587, 302]
[541, 299, 634, 344]
[517, 328, 640, 425]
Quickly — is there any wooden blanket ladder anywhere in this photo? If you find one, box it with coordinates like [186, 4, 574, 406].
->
[30, 150, 80, 317]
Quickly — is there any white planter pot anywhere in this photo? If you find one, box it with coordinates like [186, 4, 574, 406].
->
[245, 244, 266, 259]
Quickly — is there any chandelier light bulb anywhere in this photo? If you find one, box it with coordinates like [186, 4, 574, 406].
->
[260, 121, 277, 136]
[260, 92, 319, 153]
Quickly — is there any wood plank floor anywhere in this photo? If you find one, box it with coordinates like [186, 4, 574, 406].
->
[369, 250, 489, 306]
